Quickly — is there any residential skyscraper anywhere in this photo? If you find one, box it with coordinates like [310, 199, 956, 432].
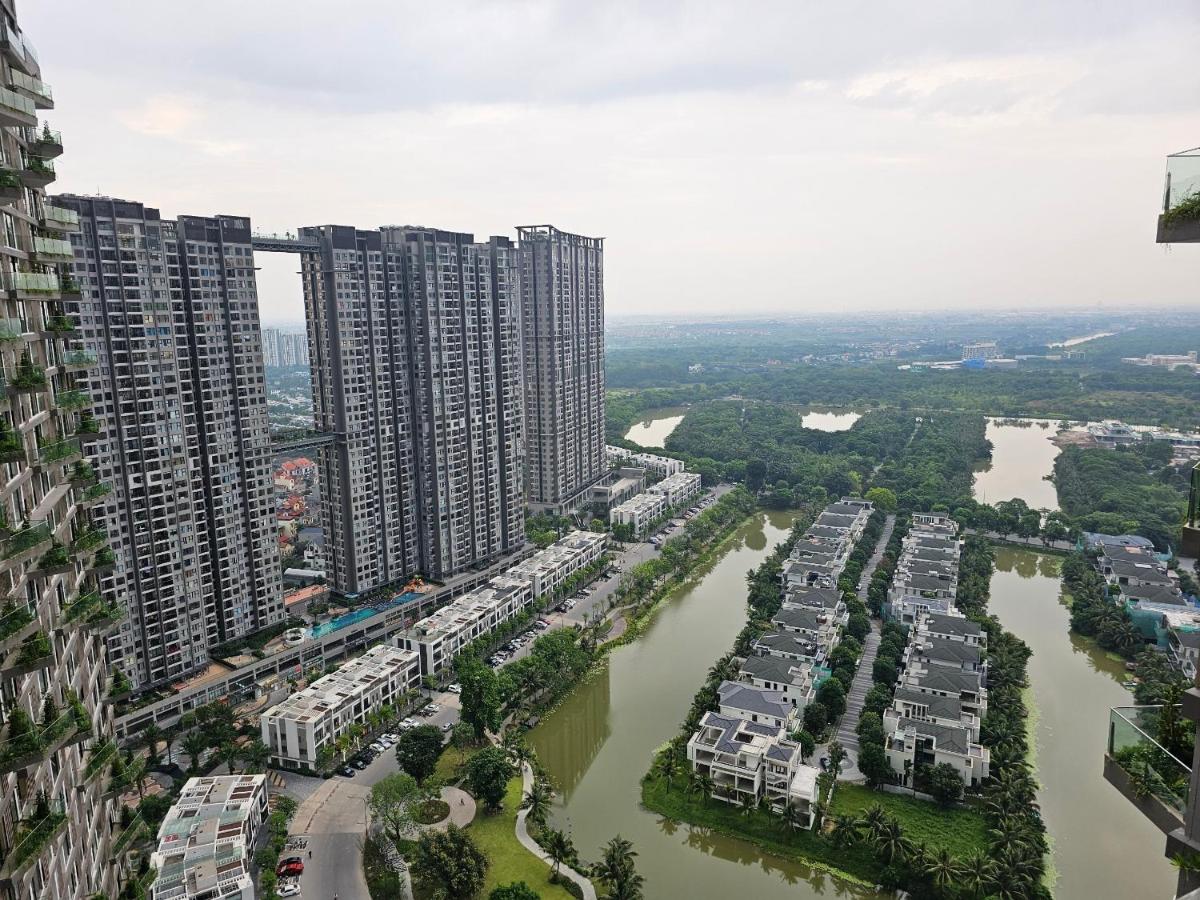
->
[518, 226, 606, 515]
[56, 195, 284, 690]
[0, 7, 124, 897]
[261, 326, 282, 367]
[300, 224, 524, 595]
[261, 327, 309, 368]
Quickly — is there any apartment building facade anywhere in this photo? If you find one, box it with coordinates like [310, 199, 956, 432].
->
[300, 224, 524, 594]
[260, 644, 421, 770]
[519, 226, 606, 515]
[0, 5, 123, 895]
[56, 195, 284, 689]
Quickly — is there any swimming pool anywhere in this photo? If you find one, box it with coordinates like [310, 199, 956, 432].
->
[308, 591, 424, 639]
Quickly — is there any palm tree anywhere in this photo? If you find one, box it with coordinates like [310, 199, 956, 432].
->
[960, 851, 994, 899]
[543, 827, 575, 879]
[181, 731, 208, 773]
[655, 751, 679, 789]
[239, 739, 270, 774]
[828, 813, 860, 848]
[779, 803, 802, 832]
[143, 723, 163, 766]
[859, 804, 889, 842]
[593, 835, 643, 900]
[695, 774, 715, 805]
[218, 742, 240, 775]
[872, 820, 912, 866]
[521, 779, 554, 832]
[924, 848, 965, 895]
[738, 792, 756, 818]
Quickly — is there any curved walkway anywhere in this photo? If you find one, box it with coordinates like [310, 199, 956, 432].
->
[429, 786, 476, 830]
[514, 762, 598, 900]
[833, 513, 895, 782]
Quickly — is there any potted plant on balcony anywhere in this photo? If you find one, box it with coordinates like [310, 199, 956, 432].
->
[75, 413, 99, 437]
[0, 421, 24, 463]
[35, 541, 71, 575]
[69, 460, 96, 485]
[44, 315, 74, 335]
[10, 351, 45, 391]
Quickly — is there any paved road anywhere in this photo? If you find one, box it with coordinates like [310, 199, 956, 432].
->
[829, 514, 895, 782]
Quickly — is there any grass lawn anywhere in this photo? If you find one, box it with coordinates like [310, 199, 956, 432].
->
[828, 784, 989, 858]
[433, 743, 481, 784]
[641, 776, 879, 885]
[468, 776, 579, 900]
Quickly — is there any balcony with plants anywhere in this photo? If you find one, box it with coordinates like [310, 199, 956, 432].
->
[0, 420, 24, 463]
[54, 388, 88, 411]
[41, 314, 75, 337]
[60, 588, 101, 625]
[83, 598, 124, 633]
[0, 793, 67, 883]
[8, 71, 51, 109]
[71, 525, 105, 555]
[74, 413, 99, 438]
[0, 168, 20, 202]
[19, 155, 53, 188]
[3, 630, 52, 676]
[36, 438, 80, 467]
[33, 541, 72, 577]
[106, 668, 132, 703]
[29, 125, 61, 159]
[79, 481, 111, 507]
[89, 546, 115, 575]
[81, 739, 117, 787]
[57, 272, 79, 298]
[0, 602, 35, 654]
[8, 271, 59, 298]
[1104, 705, 1193, 834]
[8, 352, 46, 393]
[2, 521, 51, 563]
[0, 318, 27, 343]
[0, 695, 89, 779]
[69, 460, 96, 486]
[62, 348, 96, 370]
[1158, 148, 1200, 243]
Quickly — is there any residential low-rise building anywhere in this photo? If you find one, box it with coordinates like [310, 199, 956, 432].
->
[753, 630, 832, 668]
[686, 682, 820, 825]
[508, 530, 609, 597]
[646, 470, 702, 507]
[590, 467, 647, 512]
[739, 654, 818, 711]
[916, 611, 986, 648]
[149, 775, 269, 900]
[905, 635, 985, 674]
[398, 577, 536, 675]
[885, 716, 989, 788]
[260, 645, 422, 769]
[605, 445, 686, 478]
[610, 491, 668, 536]
[889, 687, 981, 742]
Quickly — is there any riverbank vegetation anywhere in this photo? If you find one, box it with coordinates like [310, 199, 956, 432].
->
[1053, 444, 1189, 551]
[1062, 552, 1145, 659]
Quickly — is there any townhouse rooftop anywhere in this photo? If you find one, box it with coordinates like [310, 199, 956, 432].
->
[920, 612, 984, 640]
[262, 645, 418, 725]
[718, 680, 793, 721]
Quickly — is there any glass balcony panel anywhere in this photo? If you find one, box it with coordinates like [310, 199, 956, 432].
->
[1164, 148, 1200, 215]
[1107, 706, 1191, 815]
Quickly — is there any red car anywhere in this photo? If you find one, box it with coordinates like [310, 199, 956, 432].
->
[276, 859, 304, 877]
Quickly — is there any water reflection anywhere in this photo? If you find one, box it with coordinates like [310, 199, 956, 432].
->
[535, 666, 611, 795]
[800, 408, 862, 432]
[973, 418, 1061, 510]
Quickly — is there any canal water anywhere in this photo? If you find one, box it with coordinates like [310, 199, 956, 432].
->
[531, 510, 883, 900]
[988, 547, 1173, 900]
[801, 407, 862, 432]
[624, 407, 687, 448]
[973, 418, 1061, 510]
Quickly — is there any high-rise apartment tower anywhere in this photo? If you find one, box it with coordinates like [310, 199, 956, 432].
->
[56, 195, 284, 690]
[0, 5, 124, 895]
[301, 224, 524, 595]
[518, 226, 606, 515]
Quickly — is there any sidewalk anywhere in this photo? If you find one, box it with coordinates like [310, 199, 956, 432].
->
[514, 762, 597, 900]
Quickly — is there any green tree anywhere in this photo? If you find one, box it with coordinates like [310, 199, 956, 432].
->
[490, 883, 541, 900]
[925, 762, 964, 807]
[395, 724, 444, 784]
[466, 746, 514, 811]
[458, 657, 503, 740]
[816, 680, 846, 719]
[543, 827, 576, 879]
[369, 771, 421, 849]
[181, 730, 208, 773]
[802, 701, 827, 735]
[592, 834, 645, 900]
[791, 728, 816, 760]
[411, 825, 488, 899]
[858, 742, 893, 788]
[865, 487, 897, 511]
[520, 779, 554, 832]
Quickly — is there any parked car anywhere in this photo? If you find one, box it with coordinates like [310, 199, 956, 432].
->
[441, 722, 453, 732]
[277, 859, 304, 877]
[279, 884, 302, 898]
[447, 683, 462, 693]
[369, 741, 385, 753]
[423, 703, 440, 715]
[338, 765, 355, 777]
[400, 718, 417, 729]
[352, 758, 367, 770]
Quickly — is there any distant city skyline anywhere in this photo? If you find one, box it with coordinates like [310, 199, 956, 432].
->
[26, 1, 1200, 323]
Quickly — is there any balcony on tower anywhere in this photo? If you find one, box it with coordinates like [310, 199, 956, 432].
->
[7, 71, 51, 109]
[1158, 148, 1200, 243]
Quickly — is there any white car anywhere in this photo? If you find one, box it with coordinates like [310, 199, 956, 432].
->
[369, 741, 385, 753]
[279, 883, 302, 897]
[447, 684, 462, 694]
[400, 718, 417, 729]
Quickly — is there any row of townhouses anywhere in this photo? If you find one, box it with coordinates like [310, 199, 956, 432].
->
[149, 774, 269, 900]
[609, 470, 702, 537]
[1081, 533, 1198, 677]
[259, 530, 608, 770]
[605, 445, 686, 478]
[685, 499, 874, 825]
[880, 515, 991, 787]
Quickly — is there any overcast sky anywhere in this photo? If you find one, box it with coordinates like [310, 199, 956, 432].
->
[27, 1, 1200, 323]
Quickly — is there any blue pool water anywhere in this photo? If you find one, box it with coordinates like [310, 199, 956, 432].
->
[308, 591, 424, 639]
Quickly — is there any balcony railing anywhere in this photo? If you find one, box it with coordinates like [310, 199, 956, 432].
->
[1106, 706, 1191, 821]
[1159, 148, 1200, 242]
[32, 236, 72, 261]
[63, 349, 97, 368]
[0, 318, 26, 342]
[0, 801, 67, 880]
[41, 205, 78, 229]
[0, 86, 35, 124]
[9, 271, 59, 295]
[8, 71, 51, 106]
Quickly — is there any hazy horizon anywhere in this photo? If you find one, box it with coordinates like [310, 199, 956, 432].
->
[28, 1, 1200, 324]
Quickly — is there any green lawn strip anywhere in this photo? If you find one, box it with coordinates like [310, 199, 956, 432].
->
[468, 776, 579, 900]
[640, 776, 879, 887]
[828, 784, 989, 858]
[433, 744, 479, 784]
